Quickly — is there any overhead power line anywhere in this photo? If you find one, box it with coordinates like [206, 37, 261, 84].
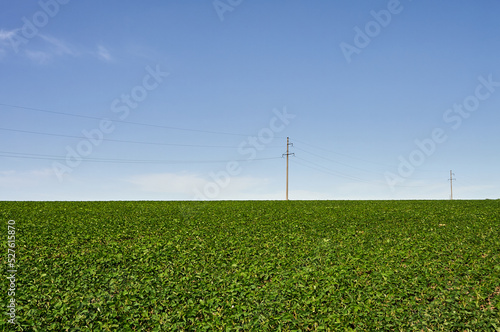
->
[294, 148, 431, 188]
[294, 157, 434, 188]
[295, 156, 369, 183]
[0, 103, 284, 138]
[293, 138, 393, 168]
[294, 146, 382, 175]
[0, 150, 282, 164]
[0, 127, 282, 149]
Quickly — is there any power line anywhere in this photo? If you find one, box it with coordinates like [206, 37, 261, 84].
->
[294, 154, 431, 188]
[294, 158, 353, 180]
[293, 140, 439, 188]
[294, 158, 436, 188]
[0, 127, 282, 149]
[295, 156, 369, 183]
[0, 103, 285, 138]
[0, 150, 282, 164]
[294, 146, 382, 175]
[293, 138, 393, 168]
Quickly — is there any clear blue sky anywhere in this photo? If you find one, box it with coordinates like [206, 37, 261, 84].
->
[1, 0, 499, 200]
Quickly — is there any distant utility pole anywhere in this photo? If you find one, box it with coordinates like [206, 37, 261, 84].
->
[449, 170, 456, 200]
[283, 137, 294, 200]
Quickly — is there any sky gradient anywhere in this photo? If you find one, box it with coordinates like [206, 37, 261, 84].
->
[1, 0, 499, 200]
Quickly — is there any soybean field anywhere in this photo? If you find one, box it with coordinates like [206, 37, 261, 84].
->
[1, 200, 499, 331]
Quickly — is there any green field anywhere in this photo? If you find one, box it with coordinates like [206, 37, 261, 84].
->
[1, 200, 500, 331]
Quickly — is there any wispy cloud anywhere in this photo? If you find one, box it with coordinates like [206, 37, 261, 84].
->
[0, 29, 115, 64]
[24, 34, 78, 63]
[24, 50, 52, 64]
[38, 34, 77, 57]
[0, 168, 55, 189]
[128, 172, 207, 194]
[96, 45, 112, 62]
[0, 29, 19, 41]
[0, 29, 18, 55]
[127, 172, 271, 199]
[0, 30, 78, 63]
[0, 27, 116, 64]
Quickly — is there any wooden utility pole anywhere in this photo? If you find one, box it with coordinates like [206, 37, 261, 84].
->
[286, 137, 289, 200]
[449, 170, 456, 200]
[283, 137, 294, 200]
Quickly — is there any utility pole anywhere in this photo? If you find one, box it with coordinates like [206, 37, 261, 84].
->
[449, 170, 456, 200]
[282, 137, 294, 200]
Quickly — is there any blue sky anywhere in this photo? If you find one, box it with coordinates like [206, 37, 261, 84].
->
[1, 0, 499, 200]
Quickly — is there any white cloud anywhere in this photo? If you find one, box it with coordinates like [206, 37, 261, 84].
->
[0, 168, 55, 189]
[38, 34, 77, 57]
[0, 29, 18, 41]
[127, 172, 272, 199]
[454, 184, 497, 199]
[0, 29, 18, 56]
[23, 34, 78, 63]
[0, 29, 116, 64]
[0, 30, 79, 63]
[127, 172, 207, 194]
[25, 50, 52, 64]
[96, 45, 112, 61]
